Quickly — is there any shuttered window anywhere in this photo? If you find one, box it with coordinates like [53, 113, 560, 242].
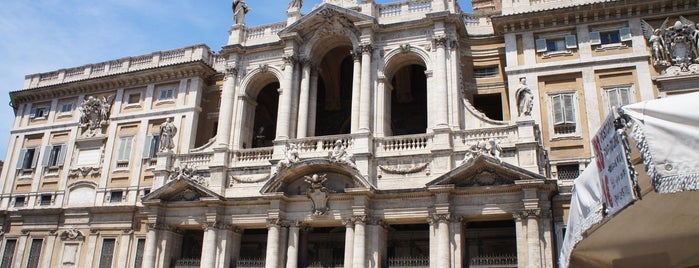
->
[41, 144, 66, 168]
[117, 137, 133, 163]
[606, 86, 633, 110]
[551, 93, 577, 135]
[141, 135, 159, 159]
[16, 148, 39, 170]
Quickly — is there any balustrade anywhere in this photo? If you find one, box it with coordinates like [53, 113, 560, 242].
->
[237, 258, 265, 268]
[453, 125, 518, 148]
[233, 147, 274, 163]
[469, 254, 517, 268]
[245, 22, 287, 41]
[293, 134, 354, 155]
[175, 152, 214, 169]
[387, 256, 430, 267]
[375, 133, 432, 154]
[173, 258, 201, 268]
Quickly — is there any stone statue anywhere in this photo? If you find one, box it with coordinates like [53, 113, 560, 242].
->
[304, 174, 329, 215]
[159, 118, 177, 152]
[232, 0, 250, 25]
[329, 140, 356, 168]
[642, 17, 699, 73]
[254, 126, 266, 147]
[461, 139, 502, 164]
[168, 165, 195, 181]
[515, 77, 534, 117]
[78, 95, 114, 137]
[277, 143, 300, 169]
[288, 0, 302, 9]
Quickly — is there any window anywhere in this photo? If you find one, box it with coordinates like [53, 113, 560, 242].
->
[109, 191, 123, 203]
[127, 93, 141, 105]
[157, 88, 175, 101]
[26, 239, 43, 268]
[16, 148, 38, 170]
[13, 196, 25, 208]
[42, 144, 66, 168]
[117, 137, 133, 163]
[605, 86, 634, 110]
[29, 106, 48, 119]
[536, 34, 577, 53]
[142, 188, 151, 196]
[40, 194, 52, 206]
[133, 239, 146, 268]
[0, 239, 17, 268]
[557, 164, 580, 180]
[141, 135, 159, 159]
[551, 93, 577, 135]
[590, 27, 631, 46]
[60, 103, 74, 114]
[98, 239, 116, 268]
[473, 66, 499, 78]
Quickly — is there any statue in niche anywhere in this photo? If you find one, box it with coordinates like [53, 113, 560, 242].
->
[232, 0, 250, 25]
[305, 174, 329, 215]
[515, 77, 533, 118]
[159, 118, 177, 152]
[78, 95, 114, 137]
[329, 140, 356, 168]
[642, 17, 699, 73]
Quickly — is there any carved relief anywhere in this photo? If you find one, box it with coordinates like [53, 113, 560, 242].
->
[305, 174, 330, 216]
[78, 95, 114, 137]
[461, 139, 502, 164]
[378, 162, 429, 175]
[170, 188, 201, 201]
[642, 17, 699, 74]
[276, 143, 300, 171]
[228, 174, 270, 186]
[59, 229, 85, 241]
[329, 140, 356, 169]
[68, 166, 102, 178]
[168, 165, 208, 187]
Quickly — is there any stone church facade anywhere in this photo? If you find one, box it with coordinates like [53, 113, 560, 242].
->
[1, 0, 697, 267]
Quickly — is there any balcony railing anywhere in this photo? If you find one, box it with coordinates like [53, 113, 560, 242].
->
[175, 152, 214, 169]
[387, 256, 429, 267]
[173, 258, 200, 268]
[292, 134, 354, 158]
[469, 254, 518, 268]
[453, 125, 518, 149]
[236, 258, 265, 268]
[375, 133, 432, 154]
[233, 147, 274, 164]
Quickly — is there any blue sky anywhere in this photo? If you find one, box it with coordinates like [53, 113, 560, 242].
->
[0, 0, 472, 162]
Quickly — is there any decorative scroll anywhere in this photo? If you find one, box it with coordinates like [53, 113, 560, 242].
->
[69, 167, 101, 178]
[59, 229, 85, 241]
[378, 162, 429, 175]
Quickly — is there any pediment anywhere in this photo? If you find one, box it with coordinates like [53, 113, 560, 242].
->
[261, 159, 373, 194]
[427, 155, 545, 187]
[142, 177, 223, 203]
[279, 4, 374, 37]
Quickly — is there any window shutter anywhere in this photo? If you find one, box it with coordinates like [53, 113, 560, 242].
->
[119, 138, 133, 162]
[565, 35, 578, 49]
[16, 149, 27, 169]
[589, 31, 601, 45]
[30, 148, 40, 169]
[57, 145, 67, 166]
[117, 138, 126, 162]
[41, 146, 52, 167]
[142, 136, 153, 159]
[608, 89, 620, 110]
[619, 27, 632, 42]
[29, 108, 38, 119]
[620, 87, 632, 106]
[552, 95, 564, 125]
[564, 94, 576, 124]
[536, 38, 548, 52]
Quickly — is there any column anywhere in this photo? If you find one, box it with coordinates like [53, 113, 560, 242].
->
[343, 219, 355, 268]
[358, 44, 373, 132]
[352, 216, 367, 268]
[11, 234, 27, 268]
[307, 68, 319, 136]
[276, 55, 296, 140]
[525, 209, 542, 268]
[225, 226, 243, 268]
[374, 78, 388, 137]
[279, 224, 289, 267]
[513, 213, 527, 268]
[434, 214, 451, 268]
[116, 230, 133, 268]
[83, 230, 99, 267]
[265, 219, 281, 268]
[428, 220, 436, 268]
[286, 222, 300, 268]
[433, 37, 449, 128]
[201, 222, 218, 268]
[350, 50, 362, 133]
[217, 67, 238, 147]
[296, 59, 312, 138]
[40, 230, 57, 268]
[142, 223, 159, 268]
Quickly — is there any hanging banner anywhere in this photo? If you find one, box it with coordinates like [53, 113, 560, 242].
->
[592, 111, 635, 216]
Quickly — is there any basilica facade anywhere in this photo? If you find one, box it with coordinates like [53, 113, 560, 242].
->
[1, 0, 698, 267]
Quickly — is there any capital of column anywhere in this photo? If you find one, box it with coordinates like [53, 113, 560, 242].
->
[347, 215, 367, 225]
[224, 66, 239, 79]
[350, 50, 362, 62]
[515, 208, 541, 219]
[146, 222, 171, 232]
[433, 36, 448, 48]
[359, 44, 374, 55]
[369, 218, 389, 229]
[202, 221, 222, 231]
[267, 218, 283, 228]
[427, 213, 451, 225]
[47, 229, 58, 236]
[226, 224, 243, 234]
[282, 54, 298, 67]
[122, 229, 134, 235]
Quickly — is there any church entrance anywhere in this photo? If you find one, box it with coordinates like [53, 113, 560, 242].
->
[386, 223, 430, 268]
[300, 226, 346, 268]
[463, 220, 518, 268]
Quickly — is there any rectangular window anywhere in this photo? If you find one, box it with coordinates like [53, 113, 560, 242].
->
[158, 88, 175, 101]
[557, 164, 580, 180]
[127, 93, 141, 105]
[13, 196, 25, 208]
[16, 148, 39, 170]
[26, 239, 43, 268]
[605, 86, 633, 110]
[473, 66, 499, 78]
[133, 239, 146, 268]
[98, 239, 116, 268]
[117, 137, 133, 163]
[551, 93, 577, 135]
[0, 239, 17, 268]
[109, 191, 123, 203]
[60, 103, 74, 114]
[29, 107, 48, 119]
[42, 145, 66, 168]
[40, 195, 52, 206]
[141, 136, 159, 159]
[590, 28, 630, 46]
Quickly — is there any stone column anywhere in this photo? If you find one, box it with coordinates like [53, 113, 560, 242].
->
[217, 67, 238, 147]
[279, 224, 289, 267]
[350, 50, 362, 133]
[265, 219, 282, 268]
[286, 222, 301, 268]
[223, 226, 243, 268]
[433, 36, 449, 128]
[276, 55, 297, 140]
[524, 209, 542, 268]
[428, 220, 437, 268]
[432, 214, 451, 268]
[307, 68, 319, 136]
[375, 77, 388, 137]
[40, 230, 57, 268]
[83, 230, 99, 267]
[142, 223, 159, 268]
[200, 221, 219, 268]
[11, 233, 27, 268]
[343, 219, 356, 268]
[116, 230, 133, 268]
[513, 213, 527, 268]
[352, 216, 367, 268]
[296, 59, 312, 138]
[358, 44, 373, 132]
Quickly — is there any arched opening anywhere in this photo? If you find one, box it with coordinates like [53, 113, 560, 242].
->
[314, 45, 354, 136]
[251, 83, 279, 148]
[390, 64, 427, 135]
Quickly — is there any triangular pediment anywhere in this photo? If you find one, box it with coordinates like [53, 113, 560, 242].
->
[142, 178, 223, 203]
[427, 155, 545, 187]
[261, 159, 374, 194]
[279, 4, 374, 37]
